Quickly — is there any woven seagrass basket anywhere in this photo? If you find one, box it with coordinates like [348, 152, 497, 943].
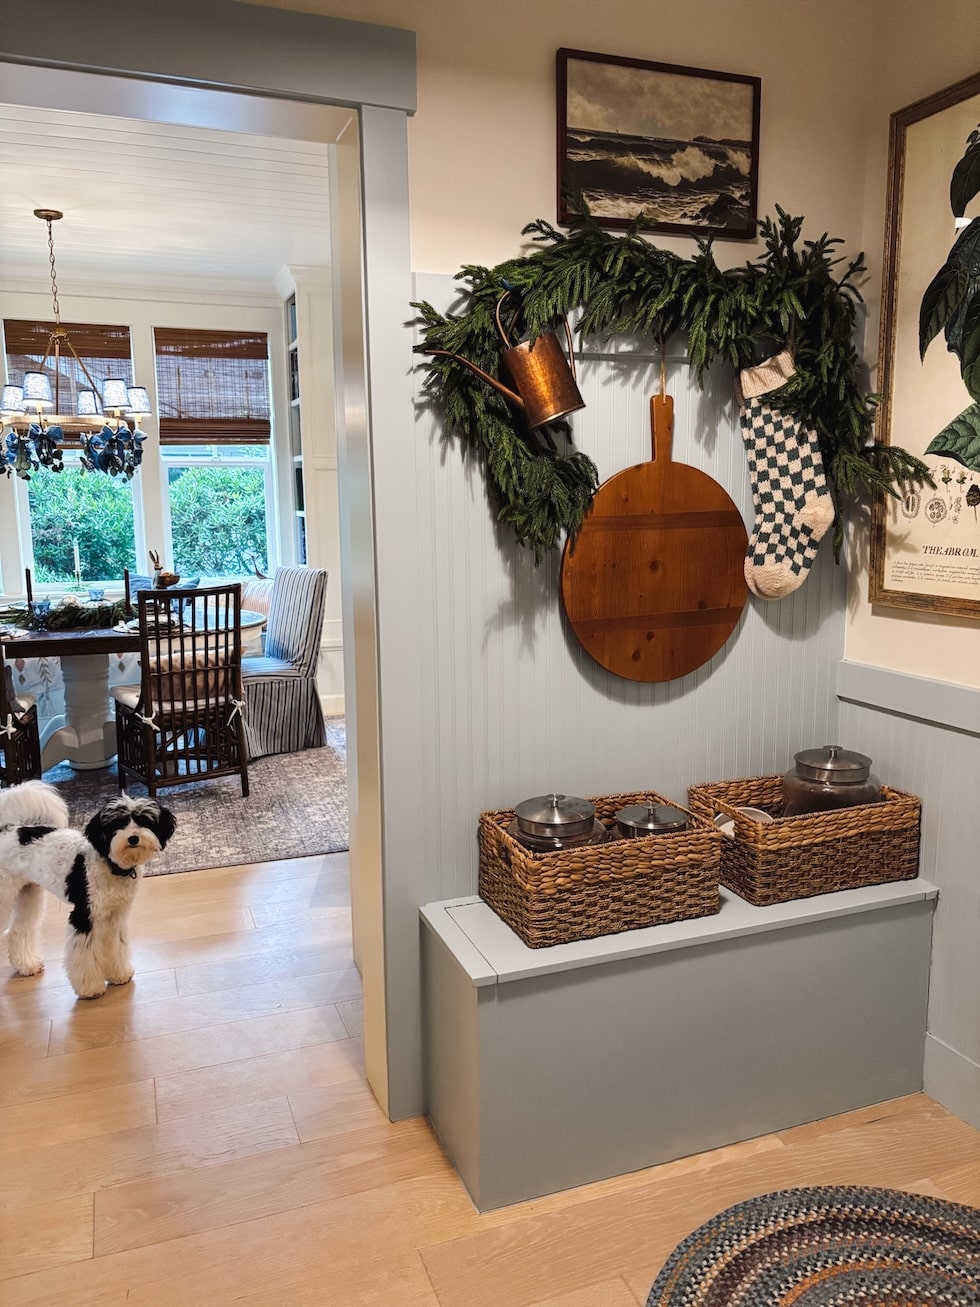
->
[478, 791, 721, 949]
[687, 775, 921, 907]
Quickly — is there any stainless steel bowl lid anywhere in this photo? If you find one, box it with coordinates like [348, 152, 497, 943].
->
[506, 817, 611, 851]
[615, 802, 689, 833]
[793, 744, 873, 783]
[514, 792, 595, 838]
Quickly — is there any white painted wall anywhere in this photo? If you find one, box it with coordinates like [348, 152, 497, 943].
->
[262, 0, 881, 277]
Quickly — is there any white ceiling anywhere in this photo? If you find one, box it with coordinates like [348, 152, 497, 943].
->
[0, 102, 332, 296]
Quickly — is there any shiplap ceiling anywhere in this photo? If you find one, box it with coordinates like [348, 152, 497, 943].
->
[0, 102, 331, 295]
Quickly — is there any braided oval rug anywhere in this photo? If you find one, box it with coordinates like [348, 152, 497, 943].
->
[647, 1186, 980, 1307]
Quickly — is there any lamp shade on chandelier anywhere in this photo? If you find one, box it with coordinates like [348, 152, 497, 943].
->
[1, 210, 151, 481]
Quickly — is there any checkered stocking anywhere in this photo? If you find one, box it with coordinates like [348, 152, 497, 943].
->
[738, 382, 835, 600]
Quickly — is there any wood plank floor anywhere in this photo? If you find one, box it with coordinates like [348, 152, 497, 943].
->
[2, 853, 980, 1305]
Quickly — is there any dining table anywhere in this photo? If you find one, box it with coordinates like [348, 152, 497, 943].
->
[1, 608, 266, 772]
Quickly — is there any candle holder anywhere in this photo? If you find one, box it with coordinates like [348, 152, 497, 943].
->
[27, 598, 52, 631]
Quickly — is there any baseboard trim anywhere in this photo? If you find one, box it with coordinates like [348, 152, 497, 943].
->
[924, 1032, 980, 1130]
[322, 694, 345, 717]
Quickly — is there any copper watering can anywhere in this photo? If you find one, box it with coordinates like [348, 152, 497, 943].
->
[426, 292, 585, 429]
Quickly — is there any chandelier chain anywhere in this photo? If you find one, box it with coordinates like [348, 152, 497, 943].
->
[46, 218, 61, 324]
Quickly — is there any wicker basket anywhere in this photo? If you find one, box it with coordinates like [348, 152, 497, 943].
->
[687, 775, 921, 907]
[478, 791, 721, 949]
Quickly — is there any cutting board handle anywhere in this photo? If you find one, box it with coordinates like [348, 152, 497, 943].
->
[650, 393, 674, 466]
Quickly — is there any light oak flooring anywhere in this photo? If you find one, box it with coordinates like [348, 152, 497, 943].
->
[2, 853, 980, 1305]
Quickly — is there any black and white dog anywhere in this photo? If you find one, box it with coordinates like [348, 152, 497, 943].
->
[0, 780, 176, 999]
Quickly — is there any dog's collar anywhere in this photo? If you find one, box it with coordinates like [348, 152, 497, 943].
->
[108, 858, 138, 879]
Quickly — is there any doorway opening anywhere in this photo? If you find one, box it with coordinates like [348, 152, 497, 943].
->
[0, 11, 415, 1114]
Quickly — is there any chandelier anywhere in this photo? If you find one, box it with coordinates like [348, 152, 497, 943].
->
[0, 209, 151, 481]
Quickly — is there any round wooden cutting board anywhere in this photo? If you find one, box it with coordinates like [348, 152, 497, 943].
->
[560, 395, 748, 683]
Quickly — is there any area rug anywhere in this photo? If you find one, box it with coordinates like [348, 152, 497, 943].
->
[647, 1185, 980, 1306]
[42, 719, 348, 875]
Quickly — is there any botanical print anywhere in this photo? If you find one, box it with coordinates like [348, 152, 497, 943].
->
[560, 52, 759, 237]
[880, 92, 980, 609]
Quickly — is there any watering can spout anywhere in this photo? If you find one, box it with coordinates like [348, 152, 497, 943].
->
[424, 350, 525, 410]
[423, 293, 586, 430]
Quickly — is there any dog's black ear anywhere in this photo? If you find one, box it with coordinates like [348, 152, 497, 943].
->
[84, 811, 111, 856]
[157, 806, 177, 848]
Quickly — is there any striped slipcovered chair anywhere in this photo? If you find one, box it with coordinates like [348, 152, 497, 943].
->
[240, 566, 327, 759]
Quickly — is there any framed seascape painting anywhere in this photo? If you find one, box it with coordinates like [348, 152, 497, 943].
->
[556, 48, 761, 239]
[870, 72, 980, 619]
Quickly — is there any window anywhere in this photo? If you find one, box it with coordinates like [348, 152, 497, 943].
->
[27, 471, 137, 585]
[153, 328, 273, 578]
[3, 319, 138, 584]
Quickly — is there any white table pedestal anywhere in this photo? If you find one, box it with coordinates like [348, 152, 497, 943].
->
[40, 654, 118, 771]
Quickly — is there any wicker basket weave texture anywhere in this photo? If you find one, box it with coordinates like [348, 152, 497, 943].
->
[687, 775, 921, 907]
[478, 791, 721, 949]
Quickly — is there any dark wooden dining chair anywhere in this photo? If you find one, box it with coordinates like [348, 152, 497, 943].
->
[111, 585, 249, 797]
[0, 660, 43, 788]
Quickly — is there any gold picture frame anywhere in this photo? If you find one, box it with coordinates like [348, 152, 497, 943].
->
[870, 72, 980, 619]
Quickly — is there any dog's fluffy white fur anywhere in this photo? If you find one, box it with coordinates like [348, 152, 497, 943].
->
[0, 780, 176, 999]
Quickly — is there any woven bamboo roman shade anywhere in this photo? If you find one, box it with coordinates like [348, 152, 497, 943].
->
[4, 319, 133, 360]
[3, 319, 135, 448]
[154, 327, 271, 445]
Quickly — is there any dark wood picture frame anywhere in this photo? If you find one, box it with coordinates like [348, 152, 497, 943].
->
[870, 72, 980, 620]
[556, 48, 761, 240]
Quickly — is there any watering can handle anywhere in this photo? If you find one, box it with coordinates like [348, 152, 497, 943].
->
[495, 293, 519, 348]
[494, 292, 578, 380]
[561, 314, 578, 382]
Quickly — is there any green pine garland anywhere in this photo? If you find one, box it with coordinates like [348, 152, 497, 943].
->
[413, 206, 932, 560]
[2, 599, 129, 631]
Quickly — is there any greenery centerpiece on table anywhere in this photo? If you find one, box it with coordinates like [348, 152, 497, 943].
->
[3, 597, 130, 632]
[413, 205, 932, 560]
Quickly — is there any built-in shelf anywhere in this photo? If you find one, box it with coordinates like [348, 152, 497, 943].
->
[285, 292, 306, 564]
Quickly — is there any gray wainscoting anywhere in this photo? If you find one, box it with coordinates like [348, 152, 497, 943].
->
[412, 272, 847, 908]
[837, 660, 980, 1129]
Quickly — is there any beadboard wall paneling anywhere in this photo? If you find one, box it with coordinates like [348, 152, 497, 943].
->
[412, 273, 847, 906]
[836, 663, 980, 1127]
